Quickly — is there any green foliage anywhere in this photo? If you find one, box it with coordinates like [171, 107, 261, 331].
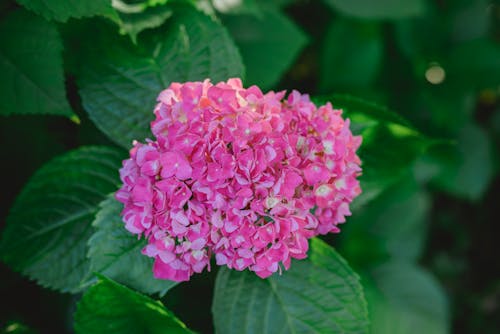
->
[74, 276, 192, 334]
[449, 0, 491, 42]
[223, 6, 308, 90]
[393, 6, 446, 63]
[212, 238, 369, 334]
[340, 177, 430, 266]
[0, 9, 73, 118]
[323, 0, 426, 19]
[322, 92, 451, 334]
[75, 5, 244, 147]
[447, 39, 500, 91]
[424, 123, 494, 201]
[16, 0, 116, 22]
[87, 196, 177, 296]
[0, 146, 123, 292]
[364, 262, 449, 334]
[390, 1, 499, 206]
[320, 19, 382, 92]
[358, 124, 430, 204]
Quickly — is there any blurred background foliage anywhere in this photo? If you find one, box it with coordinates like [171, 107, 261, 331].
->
[0, 0, 499, 333]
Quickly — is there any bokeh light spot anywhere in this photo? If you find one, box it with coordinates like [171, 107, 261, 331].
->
[425, 63, 446, 85]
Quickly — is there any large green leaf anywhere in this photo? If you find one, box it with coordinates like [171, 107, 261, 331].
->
[425, 123, 494, 201]
[0, 9, 73, 118]
[76, 5, 244, 147]
[357, 124, 429, 205]
[320, 19, 382, 92]
[16, 0, 116, 22]
[74, 276, 192, 334]
[223, 6, 308, 89]
[212, 238, 369, 334]
[0, 146, 124, 292]
[340, 177, 430, 266]
[323, 0, 426, 19]
[364, 262, 449, 334]
[87, 196, 177, 296]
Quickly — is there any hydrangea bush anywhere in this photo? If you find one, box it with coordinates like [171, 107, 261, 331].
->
[116, 79, 362, 281]
[0, 1, 459, 333]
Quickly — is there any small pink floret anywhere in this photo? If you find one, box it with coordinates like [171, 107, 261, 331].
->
[116, 78, 362, 282]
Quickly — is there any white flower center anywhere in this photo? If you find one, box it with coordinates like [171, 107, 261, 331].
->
[323, 140, 334, 154]
[315, 185, 332, 197]
[335, 178, 346, 189]
[265, 196, 280, 209]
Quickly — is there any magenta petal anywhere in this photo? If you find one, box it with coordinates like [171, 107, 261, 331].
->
[190, 238, 207, 250]
[175, 157, 193, 180]
[141, 160, 159, 176]
[215, 253, 228, 265]
[254, 268, 273, 279]
[158, 251, 176, 264]
[153, 257, 190, 282]
[280, 171, 302, 198]
[304, 164, 329, 185]
[160, 152, 177, 178]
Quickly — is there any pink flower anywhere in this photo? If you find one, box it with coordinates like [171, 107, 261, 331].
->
[116, 78, 362, 282]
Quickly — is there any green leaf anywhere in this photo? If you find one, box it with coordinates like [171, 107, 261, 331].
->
[340, 177, 430, 266]
[16, 0, 116, 22]
[416, 89, 475, 136]
[76, 5, 244, 147]
[74, 276, 192, 334]
[364, 262, 449, 334]
[223, 6, 308, 90]
[256, 0, 296, 8]
[394, 5, 446, 63]
[357, 124, 429, 205]
[322, 0, 426, 19]
[320, 19, 382, 92]
[0, 146, 124, 292]
[447, 39, 500, 91]
[318, 94, 415, 130]
[0, 9, 73, 118]
[212, 238, 369, 334]
[87, 195, 177, 296]
[426, 123, 494, 201]
[112, 0, 174, 43]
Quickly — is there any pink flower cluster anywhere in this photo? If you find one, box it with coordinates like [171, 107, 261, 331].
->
[116, 78, 362, 282]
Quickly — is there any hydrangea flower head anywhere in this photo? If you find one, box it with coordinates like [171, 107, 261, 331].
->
[116, 78, 362, 281]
